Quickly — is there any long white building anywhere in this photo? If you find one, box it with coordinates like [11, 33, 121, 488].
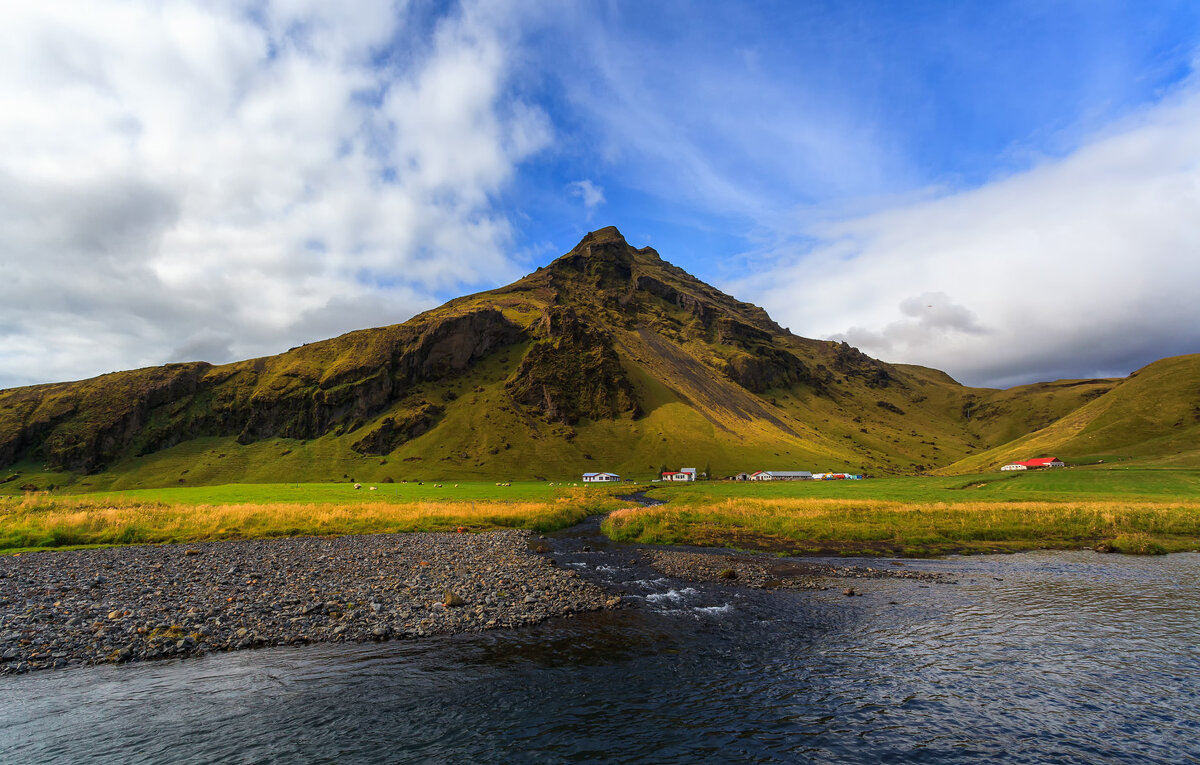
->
[749, 470, 813, 481]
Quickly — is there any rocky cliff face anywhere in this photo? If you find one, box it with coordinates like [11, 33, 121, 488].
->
[0, 308, 523, 472]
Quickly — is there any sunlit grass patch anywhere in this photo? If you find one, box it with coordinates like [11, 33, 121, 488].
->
[0, 490, 624, 552]
[601, 497, 1200, 556]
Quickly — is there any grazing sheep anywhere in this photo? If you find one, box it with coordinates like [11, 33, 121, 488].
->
[369, 486, 377, 491]
[353, 483, 362, 489]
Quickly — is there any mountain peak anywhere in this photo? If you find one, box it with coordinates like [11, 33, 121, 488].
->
[568, 226, 635, 262]
[577, 225, 626, 247]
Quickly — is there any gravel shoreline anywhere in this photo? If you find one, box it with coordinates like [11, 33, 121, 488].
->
[0, 530, 618, 674]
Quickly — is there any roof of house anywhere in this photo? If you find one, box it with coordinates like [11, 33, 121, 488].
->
[753, 470, 812, 476]
[1014, 457, 1063, 467]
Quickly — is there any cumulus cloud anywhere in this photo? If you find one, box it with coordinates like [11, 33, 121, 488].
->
[168, 330, 235, 366]
[834, 292, 989, 356]
[0, 0, 549, 387]
[567, 179, 605, 218]
[740, 80, 1200, 388]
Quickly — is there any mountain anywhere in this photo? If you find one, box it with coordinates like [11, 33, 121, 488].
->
[1, 226, 1196, 490]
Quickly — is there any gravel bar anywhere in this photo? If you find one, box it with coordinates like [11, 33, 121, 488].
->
[648, 549, 955, 589]
[0, 530, 618, 674]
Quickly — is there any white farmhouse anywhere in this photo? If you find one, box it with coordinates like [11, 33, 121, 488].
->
[582, 472, 621, 482]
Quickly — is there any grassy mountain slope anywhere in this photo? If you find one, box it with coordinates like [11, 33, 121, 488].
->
[940, 354, 1200, 473]
[1, 226, 1196, 491]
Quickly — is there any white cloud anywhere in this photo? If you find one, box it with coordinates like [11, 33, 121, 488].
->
[739, 80, 1200, 387]
[834, 292, 989, 356]
[567, 179, 605, 218]
[0, 0, 549, 388]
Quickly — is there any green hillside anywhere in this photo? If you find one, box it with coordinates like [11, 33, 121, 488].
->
[1, 226, 1197, 492]
[941, 354, 1200, 474]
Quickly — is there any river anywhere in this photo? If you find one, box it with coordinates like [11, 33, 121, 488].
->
[2, 515, 1198, 763]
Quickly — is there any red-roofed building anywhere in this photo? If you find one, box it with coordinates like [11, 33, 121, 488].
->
[1001, 457, 1065, 471]
[661, 469, 697, 482]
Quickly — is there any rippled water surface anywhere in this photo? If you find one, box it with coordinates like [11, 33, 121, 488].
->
[3, 531, 1199, 763]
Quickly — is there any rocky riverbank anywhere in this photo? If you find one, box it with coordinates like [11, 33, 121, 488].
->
[0, 530, 618, 674]
[647, 549, 955, 589]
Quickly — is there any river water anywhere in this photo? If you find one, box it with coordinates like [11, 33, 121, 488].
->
[2, 516, 1198, 763]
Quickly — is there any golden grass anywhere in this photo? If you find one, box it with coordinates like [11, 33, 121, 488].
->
[601, 497, 1200, 555]
[0, 492, 608, 552]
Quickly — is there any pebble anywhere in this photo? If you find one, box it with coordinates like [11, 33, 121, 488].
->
[0, 530, 613, 674]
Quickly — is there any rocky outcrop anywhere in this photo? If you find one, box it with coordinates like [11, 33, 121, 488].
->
[725, 347, 812, 393]
[232, 309, 521, 445]
[634, 274, 710, 322]
[10, 364, 210, 473]
[715, 317, 773, 348]
[832, 341, 894, 388]
[397, 309, 522, 383]
[506, 306, 640, 424]
[351, 403, 444, 455]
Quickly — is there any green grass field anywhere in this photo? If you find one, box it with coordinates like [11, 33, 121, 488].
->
[645, 465, 1200, 504]
[4, 467, 1199, 556]
[603, 467, 1200, 556]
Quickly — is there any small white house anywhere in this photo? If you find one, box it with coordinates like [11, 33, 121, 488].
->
[582, 472, 620, 483]
[661, 470, 695, 482]
[1000, 463, 1028, 471]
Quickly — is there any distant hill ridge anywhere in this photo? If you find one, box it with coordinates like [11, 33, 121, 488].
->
[2, 226, 1197, 488]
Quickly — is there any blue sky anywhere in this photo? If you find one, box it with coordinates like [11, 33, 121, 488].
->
[504, 1, 1198, 268]
[2, 1, 1199, 388]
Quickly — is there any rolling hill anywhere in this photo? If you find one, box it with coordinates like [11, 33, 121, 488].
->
[1, 226, 1196, 491]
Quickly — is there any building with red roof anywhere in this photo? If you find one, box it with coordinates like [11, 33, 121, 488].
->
[1000, 457, 1065, 471]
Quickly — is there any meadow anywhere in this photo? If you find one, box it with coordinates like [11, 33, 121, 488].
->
[606, 466, 1200, 555]
[4, 466, 1199, 556]
[0, 482, 626, 553]
[646, 465, 1200, 504]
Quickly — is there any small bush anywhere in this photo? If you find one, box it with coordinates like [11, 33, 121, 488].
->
[1112, 534, 1167, 556]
